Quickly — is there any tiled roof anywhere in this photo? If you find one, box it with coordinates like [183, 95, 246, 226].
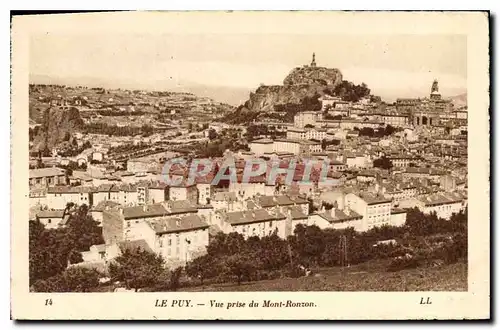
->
[212, 191, 237, 202]
[391, 208, 407, 214]
[419, 192, 466, 207]
[92, 200, 121, 212]
[223, 209, 286, 226]
[147, 214, 209, 234]
[250, 138, 273, 144]
[317, 208, 363, 223]
[29, 167, 66, 179]
[358, 193, 392, 205]
[283, 205, 308, 220]
[47, 186, 96, 194]
[36, 209, 65, 218]
[122, 201, 197, 220]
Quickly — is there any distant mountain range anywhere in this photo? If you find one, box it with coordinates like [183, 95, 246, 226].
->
[448, 93, 467, 108]
[30, 74, 467, 108]
[30, 74, 251, 106]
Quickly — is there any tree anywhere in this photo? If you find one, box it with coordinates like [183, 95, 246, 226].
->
[373, 156, 393, 170]
[64, 132, 71, 141]
[307, 197, 317, 214]
[168, 267, 183, 291]
[333, 80, 371, 102]
[65, 205, 104, 253]
[358, 127, 375, 137]
[29, 221, 71, 284]
[109, 247, 166, 291]
[207, 232, 246, 256]
[185, 254, 217, 285]
[322, 202, 334, 210]
[290, 224, 326, 266]
[208, 129, 217, 140]
[384, 125, 397, 136]
[32, 266, 101, 292]
[321, 139, 327, 150]
[224, 254, 256, 285]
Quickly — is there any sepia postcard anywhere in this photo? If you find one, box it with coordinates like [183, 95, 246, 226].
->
[11, 11, 490, 320]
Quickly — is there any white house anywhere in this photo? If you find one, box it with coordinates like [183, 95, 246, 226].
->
[46, 186, 95, 210]
[416, 191, 467, 220]
[308, 207, 364, 231]
[249, 139, 274, 155]
[344, 193, 393, 231]
[219, 208, 288, 239]
[35, 209, 69, 229]
[141, 214, 210, 266]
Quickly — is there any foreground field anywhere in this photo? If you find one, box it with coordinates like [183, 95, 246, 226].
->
[181, 260, 468, 292]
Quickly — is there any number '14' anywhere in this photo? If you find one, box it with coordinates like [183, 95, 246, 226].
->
[45, 298, 52, 306]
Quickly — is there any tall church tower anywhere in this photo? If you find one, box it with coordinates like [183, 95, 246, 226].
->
[310, 52, 317, 67]
[430, 79, 441, 100]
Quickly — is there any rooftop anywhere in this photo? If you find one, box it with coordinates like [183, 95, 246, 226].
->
[147, 214, 209, 234]
[223, 209, 286, 226]
[29, 167, 66, 179]
[36, 209, 65, 218]
[317, 207, 363, 223]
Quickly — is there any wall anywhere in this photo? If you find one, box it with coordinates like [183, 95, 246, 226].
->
[156, 228, 209, 265]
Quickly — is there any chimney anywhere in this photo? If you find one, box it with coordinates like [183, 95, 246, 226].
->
[119, 208, 123, 215]
[143, 205, 148, 212]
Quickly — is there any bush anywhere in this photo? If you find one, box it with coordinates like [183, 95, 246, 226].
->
[387, 256, 420, 272]
[282, 264, 306, 278]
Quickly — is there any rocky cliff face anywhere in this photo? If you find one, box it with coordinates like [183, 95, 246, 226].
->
[234, 66, 343, 115]
[32, 107, 85, 152]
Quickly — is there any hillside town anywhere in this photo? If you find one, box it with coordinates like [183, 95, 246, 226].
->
[29, 54, 468, 292]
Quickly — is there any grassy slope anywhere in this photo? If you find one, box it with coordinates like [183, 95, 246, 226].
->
[182, 260, 467, 292]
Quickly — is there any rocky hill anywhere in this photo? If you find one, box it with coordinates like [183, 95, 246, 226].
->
[245, 66, 342, 113]
[226, 64, 345, 124]
[31, 107, 85, 152]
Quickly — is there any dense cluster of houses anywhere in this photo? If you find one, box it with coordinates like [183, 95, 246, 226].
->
[28, 80, 468, 270]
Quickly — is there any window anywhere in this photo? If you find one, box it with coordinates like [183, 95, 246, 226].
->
[176, 234, 180, 245]
[47, 219, 52, 224]
[269, 221, 273, 227]
[168, 238, 172, 246]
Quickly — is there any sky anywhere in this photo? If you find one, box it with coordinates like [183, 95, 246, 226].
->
[30, 33, 467, 104]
